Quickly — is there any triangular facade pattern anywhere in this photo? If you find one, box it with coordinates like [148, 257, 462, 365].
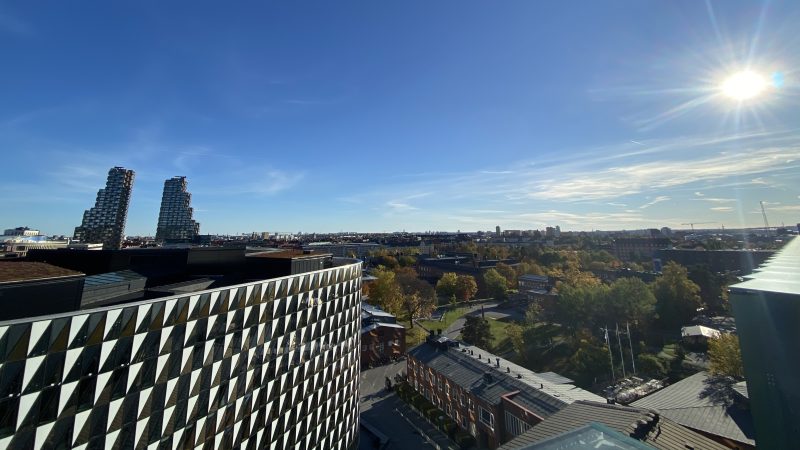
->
[0, 261, 362, 450]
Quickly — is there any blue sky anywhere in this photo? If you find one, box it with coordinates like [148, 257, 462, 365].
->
[2, 1, 799, 235]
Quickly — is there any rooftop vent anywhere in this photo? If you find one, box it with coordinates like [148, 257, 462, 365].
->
[484, 372, 493, 384]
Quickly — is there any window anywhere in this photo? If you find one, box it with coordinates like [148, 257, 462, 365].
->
[445, 383, 450, 396]
[479, 407, 494, 429]
[505, 411, 532, 438]
[446, 404, 452, 417]
[460, 393, 466, 407]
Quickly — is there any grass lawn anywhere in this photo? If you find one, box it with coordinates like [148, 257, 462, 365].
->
[402, 321, 428, 347]
[417, 306, 471, 332]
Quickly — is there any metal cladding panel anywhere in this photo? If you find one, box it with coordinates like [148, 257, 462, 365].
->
[0, 260, 362, 450]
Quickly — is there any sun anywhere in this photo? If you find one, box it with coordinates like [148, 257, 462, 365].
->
[720, 71, 768, 100]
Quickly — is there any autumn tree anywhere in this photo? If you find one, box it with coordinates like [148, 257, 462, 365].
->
[708, 333, 744, 378]
[369, 266, 403, 315]
[506, 322, 525, 360]
[398, 255, 417, 267]
[483, 269, 509, 300]
[455, 275, 478, 301]
[435, 272, 459, 298]
[651, 262, 703, 329]
[462, 316, 492, 348]
[395, 267, 436, 327]
[495, 262, 518, 286]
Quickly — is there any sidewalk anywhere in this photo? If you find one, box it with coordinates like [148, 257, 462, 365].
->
[390, 395, 458, 450]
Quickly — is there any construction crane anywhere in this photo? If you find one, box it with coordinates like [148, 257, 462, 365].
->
[760, 201, 771, 235]
[681, 222, 714, 232]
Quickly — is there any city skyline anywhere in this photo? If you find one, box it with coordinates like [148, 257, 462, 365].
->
[2, 1, 799, 235]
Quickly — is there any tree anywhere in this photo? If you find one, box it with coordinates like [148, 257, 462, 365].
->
[495, 262, 518, 286]
[688, 265, 731, 314]
[369, 266, 403, 315]
[483, 269, 509, 300]
[651, 262, 703, 329]
[565, 337, 612, 386]
[515, 261, 545, 277]
[455, 275, 478, 301]
[603, 278, 657, 327]
[636, 353, 667, 378]
[435, 273, 459, 299]
[373, 255, 399, 270]
[398, 255, 417, 267]
[395, 268, 436, 327]
[525, 302, 543, 324]
[708, 333, 744, 378]
[461, 316, 492, 348]
[506, 322, 525, 360]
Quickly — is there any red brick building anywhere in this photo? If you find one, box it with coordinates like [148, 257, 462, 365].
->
[407, 337, 604, 449]
[361, 302, 406, 367]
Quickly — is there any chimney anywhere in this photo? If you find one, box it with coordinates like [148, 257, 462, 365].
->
[495, 358, 500, 367]
[437, 329, 442, 336]
[478, 354, 481, 360]
[484, 372, 493, 384]
[506, 367, 510, 373]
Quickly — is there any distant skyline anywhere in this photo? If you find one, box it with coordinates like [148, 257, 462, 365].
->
[2, 1, 798, 235]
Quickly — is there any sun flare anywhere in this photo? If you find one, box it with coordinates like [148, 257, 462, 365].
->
[721, 71, 768, 100]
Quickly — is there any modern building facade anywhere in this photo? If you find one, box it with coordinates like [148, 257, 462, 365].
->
[74, 167, 135, 250]
[0, 254, 363, 449]
[729, 236, 800, 449]
[156, 177, 200, 243]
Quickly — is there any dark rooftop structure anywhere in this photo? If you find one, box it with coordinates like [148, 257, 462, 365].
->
[5, 247, 335, 321]
[0, 261, 82, 283]
[655, 248, 774, 275]
[498, 401, 728, 450]
[0, 261, 86, 320]
[630, 371, 754, 448]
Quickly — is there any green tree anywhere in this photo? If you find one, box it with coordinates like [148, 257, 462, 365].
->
[398, 255, 417, 267]
[708, 333, 744, 378]
[525, 302, 543, 324]
[435, 272, 459, 299]
[636, 353, 667, 378]
[688, 265, 731, 314]
[461, 316, 492, 348]
[566, 337, 612, 386]
[373, 255, 399, 269]
[506, 322, 526, 360]
[515, 261, 546, 277]
[455, 275, 478, 301]
[483, 269, 509, 300]
[651, 262, 703, 329]
[370, 266, 403, 315]
[603, 278, 657, 327]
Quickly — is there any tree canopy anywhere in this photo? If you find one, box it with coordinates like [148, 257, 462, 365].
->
[483, 269, 509, 300]
[455, 275, 478, 301]
[461, 316, 492, 348]
[708, 333, 744, 378]
[651, 262, 703, 329]
[435, 272, 459, 298]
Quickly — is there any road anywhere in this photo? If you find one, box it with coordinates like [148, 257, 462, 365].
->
[359, 361, 435, 450]
[442, 302, 524, 339]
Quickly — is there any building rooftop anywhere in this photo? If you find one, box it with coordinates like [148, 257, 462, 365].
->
[630, 371, 755, 446]
[0, 261, 83, 283]
[730, 235, 800, 295]
[680, 325, 721, 339]
[246, 249, 330, 259]
[519, 274, 548, 282]
[498, 401, 728, 450]
[409, 339, 604, 418]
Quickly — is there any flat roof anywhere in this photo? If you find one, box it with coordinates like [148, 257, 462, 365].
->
[246, 250, 332, 259]
[0, 261, 83, 284]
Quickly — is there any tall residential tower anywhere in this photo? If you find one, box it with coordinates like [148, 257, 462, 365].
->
[156, 176, 200, 242]
[73, 166, 135, 249]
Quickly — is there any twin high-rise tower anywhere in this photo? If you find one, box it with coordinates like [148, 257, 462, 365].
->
[155, 176, 200, 242]
[74, 168, 200, 248]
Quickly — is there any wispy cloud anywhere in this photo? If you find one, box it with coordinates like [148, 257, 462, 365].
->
[693, 197, 737, 203]
[710, 206, 734, 212]
[639, 196, 670, 209]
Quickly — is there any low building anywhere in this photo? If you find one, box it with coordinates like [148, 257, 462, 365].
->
[613, 238, 672, 262]
[407, 337, 603, 449]
[516, 274, 555, 303]
[498, 400, 727, 450]
[680, 325, 722, 346]
[417, 255, 520, 296]
[303, 242, 383, 258]
[631, 371, 755, 449]
[360, 303, 405, 367]
[655, 248, 774, 275]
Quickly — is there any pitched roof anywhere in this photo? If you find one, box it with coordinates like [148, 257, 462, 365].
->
[730, 235, 800, 295]
[630, 371, 755, 446]
[498, 401, 729, 450]
[408, 341, 604, 418]
[681, 325, 721, 339]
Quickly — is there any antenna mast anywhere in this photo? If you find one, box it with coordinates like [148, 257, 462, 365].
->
[760, 201, 771, 235]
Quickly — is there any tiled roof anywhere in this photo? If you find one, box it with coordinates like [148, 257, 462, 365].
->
[630, 371, 755, 446]
[498, 401, 729, 450]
